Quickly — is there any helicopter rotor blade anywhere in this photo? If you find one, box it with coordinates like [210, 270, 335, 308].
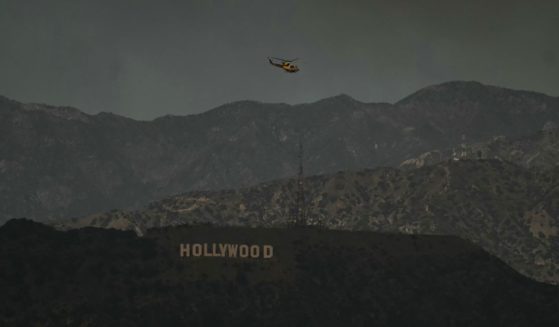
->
[270, 57, 299, 62]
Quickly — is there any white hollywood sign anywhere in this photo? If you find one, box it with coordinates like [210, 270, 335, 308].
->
[180, 243, 274, 259]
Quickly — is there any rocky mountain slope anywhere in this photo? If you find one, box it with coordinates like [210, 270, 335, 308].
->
[2, 81, 558, 223]
[400, 127, 559, 170]
[59, 160, 559, 285]
[2, 219, 558, 326]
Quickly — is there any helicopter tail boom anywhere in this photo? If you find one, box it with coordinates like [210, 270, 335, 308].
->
[268, 57, 283, 68]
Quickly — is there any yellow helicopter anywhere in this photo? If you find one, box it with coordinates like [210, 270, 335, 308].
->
[268, 57, 300, 73]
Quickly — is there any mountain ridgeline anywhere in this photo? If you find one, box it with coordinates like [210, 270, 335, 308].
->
[1, 81, 558, 223]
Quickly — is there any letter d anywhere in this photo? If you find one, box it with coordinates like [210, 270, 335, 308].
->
[263, 245, 273, 259]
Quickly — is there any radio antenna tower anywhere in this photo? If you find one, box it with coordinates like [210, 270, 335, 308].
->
[289, 135, 307, 226]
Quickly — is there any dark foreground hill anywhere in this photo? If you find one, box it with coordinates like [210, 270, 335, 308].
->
[2, 81, 558, 223]
[1, 219, 558, 326]
[61, 160, 559, 285]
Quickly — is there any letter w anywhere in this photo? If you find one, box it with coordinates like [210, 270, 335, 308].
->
[226, 244, 238, 258]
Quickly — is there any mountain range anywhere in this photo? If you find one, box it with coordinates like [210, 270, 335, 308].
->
[1, 81, 558, 223]
[3, 80, 559, 285]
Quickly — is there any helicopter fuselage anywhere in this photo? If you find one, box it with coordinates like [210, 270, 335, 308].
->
[281, 62, 299, 73]
[269, 57, 299, 73]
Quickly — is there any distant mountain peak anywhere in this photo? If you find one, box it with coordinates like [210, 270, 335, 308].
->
[312, 93, 362, 106]
[429, 80, 485, 89]
[332, 93, 355, 100]
[396, 80, 555, 108]
[396, 81, 490, 105]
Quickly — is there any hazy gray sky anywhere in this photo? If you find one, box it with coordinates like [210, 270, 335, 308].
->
[0, 0, 558, 119]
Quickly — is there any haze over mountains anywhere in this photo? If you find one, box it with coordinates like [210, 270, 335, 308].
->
[1, 81, 558, 224]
